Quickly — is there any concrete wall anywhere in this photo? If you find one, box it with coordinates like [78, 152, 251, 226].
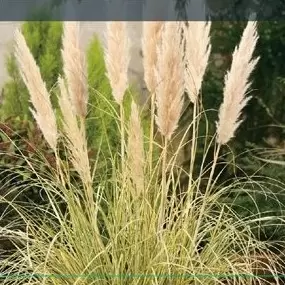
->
[0, 22, 22, 90]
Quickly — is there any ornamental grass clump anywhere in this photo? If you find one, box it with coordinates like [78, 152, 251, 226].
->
[0, 20, 284, 285]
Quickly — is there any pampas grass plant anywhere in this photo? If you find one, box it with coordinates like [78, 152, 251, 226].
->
[0, 20, 284, 285]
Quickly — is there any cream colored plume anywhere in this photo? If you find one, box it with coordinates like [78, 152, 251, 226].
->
[14, 29, 57, 151]
[155, 22, 185, 140]
[127, 101, 145, 195]
[184, 21, 211, 103]
[58, 76, 92, 186]
[105, 21, 130, 105]
[216, 21, 259, 145]
[142, 21, 163, 93]
[62, 22, 88, 118]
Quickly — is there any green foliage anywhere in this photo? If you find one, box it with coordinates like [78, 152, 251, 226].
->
[0, 55, 30, 120]
[22, 22, 63, 92]
[86, 36, 135, 164]
[86, 36, 117, 156]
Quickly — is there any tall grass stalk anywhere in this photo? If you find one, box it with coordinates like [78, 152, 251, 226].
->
[105, 21, 130, 176]
[142, 21, 163, 173]
[183, 21, 211, 193]
[127, 101, 145, 196]
[154, 21, 185, 235]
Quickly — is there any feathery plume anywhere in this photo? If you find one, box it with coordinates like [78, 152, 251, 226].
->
[14, 29, 57, 151]
[62, 22, 88, 118]
[127, 101, 145, 195]
[216, 21, 259, 145]
[184, 21, 211, 103]
[58, 76, 92, 186]
[142, 21, 163, 93]
[155, 22, 185, 140]
[105, 21, 130, 105]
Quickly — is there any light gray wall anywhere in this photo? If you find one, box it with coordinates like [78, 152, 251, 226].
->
[0, 22, 22, 90]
